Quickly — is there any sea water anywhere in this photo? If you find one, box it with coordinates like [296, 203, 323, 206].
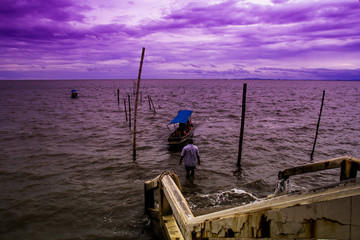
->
[0, 79, 359, 239]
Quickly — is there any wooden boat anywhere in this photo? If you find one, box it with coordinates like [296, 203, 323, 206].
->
[167, 110, 194, 145]
[71, 89, 78, 99]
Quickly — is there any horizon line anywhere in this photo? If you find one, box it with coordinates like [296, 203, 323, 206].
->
[1, 78, 359, 81]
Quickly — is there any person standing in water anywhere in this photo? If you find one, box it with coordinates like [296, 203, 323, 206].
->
[179, 139, 200, 178]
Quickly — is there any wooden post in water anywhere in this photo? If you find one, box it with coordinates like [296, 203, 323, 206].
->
[124, 99, 128, 122]
[340, 159, 359, 181]
[133, 47, 145, 159]
[152, 98, 156, 113]
[117, 89, 120, 105]
[311, 90, 325, 160]
[149, 96, 156, 113]
[148, 95, 152, 110]
[128, 95, 131, 129]
[237, 83, 247, 168]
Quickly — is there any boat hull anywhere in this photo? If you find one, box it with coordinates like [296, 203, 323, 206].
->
[167, 128, 194, 145]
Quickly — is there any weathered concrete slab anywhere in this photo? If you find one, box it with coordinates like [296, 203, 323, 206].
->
[145, 156, 360, 240]
[188, 181, 360, 239]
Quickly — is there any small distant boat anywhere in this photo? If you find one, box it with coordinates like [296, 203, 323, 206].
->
[167, 110, 194, 145]
[71, 89, 78, 99]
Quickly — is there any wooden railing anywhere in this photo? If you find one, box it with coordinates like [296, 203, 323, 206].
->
[144, 172, 193, 239]
[275, 155, 360, 195]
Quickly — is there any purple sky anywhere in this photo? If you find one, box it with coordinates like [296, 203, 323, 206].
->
[1, 0, 360, 80]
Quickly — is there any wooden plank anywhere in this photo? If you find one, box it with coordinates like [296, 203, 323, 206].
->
[144, 175, 159, 214]
[163, 215, 184, 240]
[148, 208, 160, 221]
[161, 175, 194, 238]
[144, 187, 156, 214]
[145, 175, 159, 190]
[279, 156, 360, 179]
[340, 159, 359, 181]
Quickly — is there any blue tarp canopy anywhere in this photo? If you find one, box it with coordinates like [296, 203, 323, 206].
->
[168, 110, 192, 125]
[71, 89, 77, 93]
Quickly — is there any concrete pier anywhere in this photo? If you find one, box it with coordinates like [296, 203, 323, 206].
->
[144, 156, 360, 239]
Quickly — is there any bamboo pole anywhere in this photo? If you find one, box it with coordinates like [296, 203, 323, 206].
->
[124, 99, 128, 122]
[133, 47, 145, 159]
[148, 95, 152, 110]
[311, 90, 325, 160]
[128, 95, 131, 129]
[152, 98, 156, 112]
[237, 83, 247, 168]
[149, 96, 156, 113]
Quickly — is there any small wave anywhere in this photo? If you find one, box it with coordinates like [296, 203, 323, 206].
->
[227, 114, 238, 119]
[137, 145, 154, 151]
[17, 130, 35, 139]
[187, 188, 258, 211]
[252, 145, 271, 152]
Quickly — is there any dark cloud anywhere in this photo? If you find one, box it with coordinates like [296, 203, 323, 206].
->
[158, 0, 359, 33]
[0, 0, 359, 80]
[0, 0, 90, 22]
[162, 1, 258, 28]
[0, 0, 93, 44]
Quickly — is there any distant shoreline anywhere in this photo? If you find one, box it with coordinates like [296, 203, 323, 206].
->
[0, 78, 359, 81]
